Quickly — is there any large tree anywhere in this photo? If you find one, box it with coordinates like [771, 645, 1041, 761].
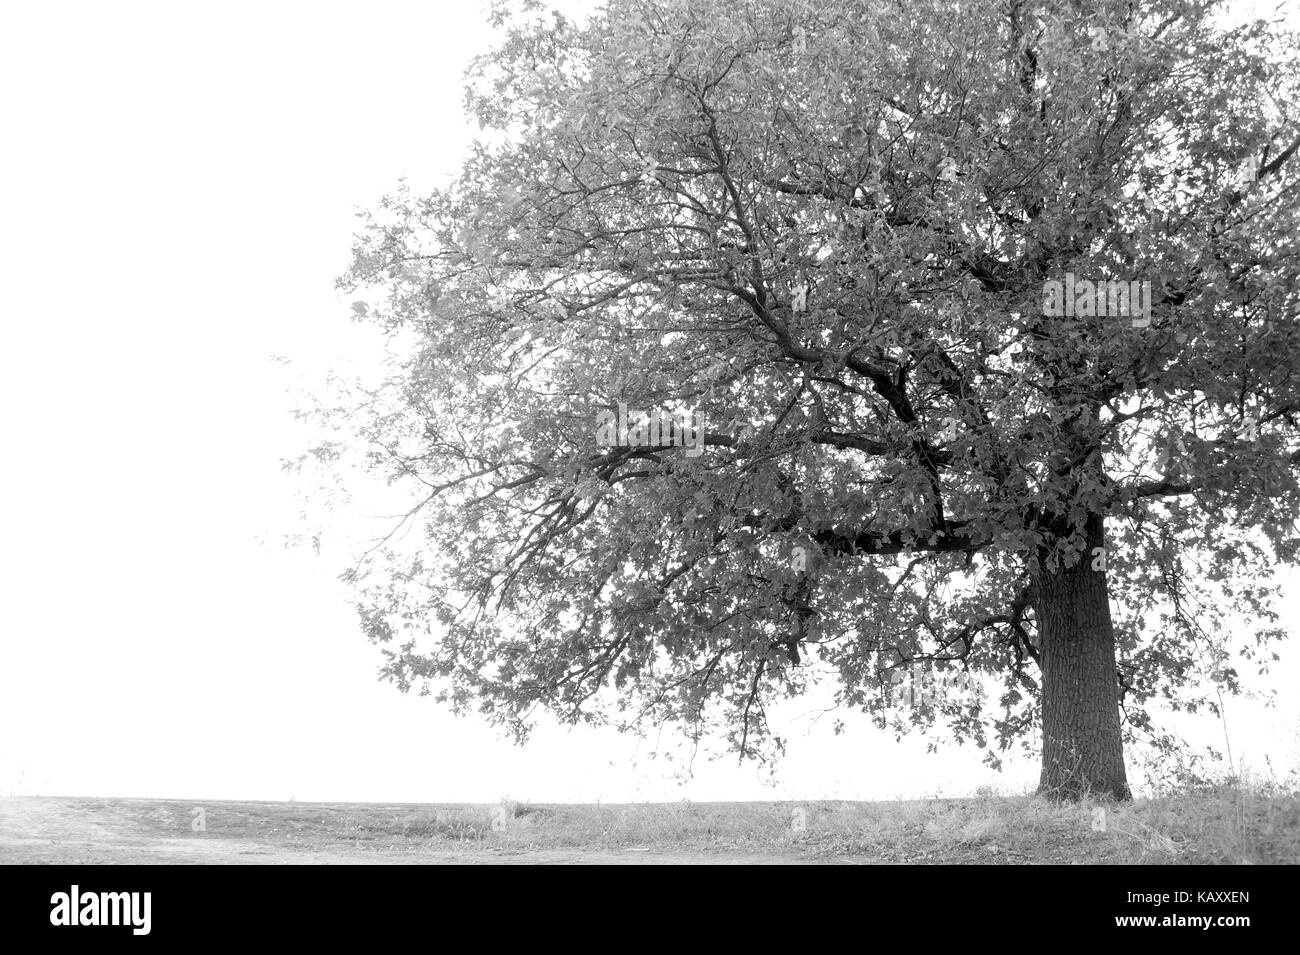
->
[324, 0, 1300, 799]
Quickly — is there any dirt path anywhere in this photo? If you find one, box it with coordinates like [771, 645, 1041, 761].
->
[0, 798, 834, 864]
[0, 797, 362, 865]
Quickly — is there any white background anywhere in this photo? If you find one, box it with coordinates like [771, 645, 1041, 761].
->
[2, 0, 1297, 803]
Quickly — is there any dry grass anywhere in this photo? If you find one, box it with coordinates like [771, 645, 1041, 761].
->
[25, 781, 1295, 864]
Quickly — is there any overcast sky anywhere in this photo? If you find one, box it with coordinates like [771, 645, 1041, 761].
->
[2, 0, 1298, 804]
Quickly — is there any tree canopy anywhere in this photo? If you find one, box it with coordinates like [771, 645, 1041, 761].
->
[319, 0, 1300, 795]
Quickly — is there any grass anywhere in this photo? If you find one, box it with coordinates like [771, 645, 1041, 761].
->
[52, 781, 1300, 864]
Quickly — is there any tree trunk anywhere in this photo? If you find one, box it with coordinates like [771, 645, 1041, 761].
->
[1033, 513, 1130, 800]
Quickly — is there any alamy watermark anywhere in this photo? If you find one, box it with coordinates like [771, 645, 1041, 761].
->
[1042, 273, 1152, 327]
[50, 886, 151, 936]
[596, 403, 705, 457]
[881, 659, 987, 709]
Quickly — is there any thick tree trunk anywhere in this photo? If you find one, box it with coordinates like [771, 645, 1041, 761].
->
[1033, 513, 1130, 800]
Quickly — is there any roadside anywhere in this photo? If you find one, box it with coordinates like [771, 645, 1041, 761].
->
[1, 789, 1294, 864]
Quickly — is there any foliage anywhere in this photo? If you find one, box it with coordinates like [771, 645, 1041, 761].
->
[319, 0, 1300, 768]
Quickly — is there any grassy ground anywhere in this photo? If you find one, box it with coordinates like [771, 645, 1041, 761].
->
[2, 786, 1296, 864]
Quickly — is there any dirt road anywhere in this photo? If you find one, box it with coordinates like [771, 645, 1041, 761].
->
[0, 797, 831, 864]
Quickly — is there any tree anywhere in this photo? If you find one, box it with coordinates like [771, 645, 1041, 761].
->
[324, 0, 1300, 799]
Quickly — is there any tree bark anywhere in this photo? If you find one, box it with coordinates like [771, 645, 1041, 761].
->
[1033, 513, 1130, 800]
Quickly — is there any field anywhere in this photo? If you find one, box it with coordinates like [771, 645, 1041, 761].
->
[3, 788, 1297, 865]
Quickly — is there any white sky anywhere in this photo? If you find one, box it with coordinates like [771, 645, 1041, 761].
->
[2, 0, 1298, 804]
